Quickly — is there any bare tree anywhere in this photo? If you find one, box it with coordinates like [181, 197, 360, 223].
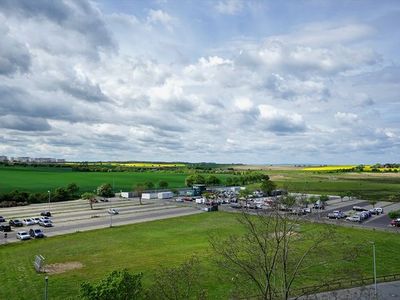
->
[133, 183, 145, 205]
[210, 208, 360, 299]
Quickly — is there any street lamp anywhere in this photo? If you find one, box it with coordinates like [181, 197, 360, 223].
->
[44, 276, 48, 300]
[47, 191, 51, 211]
[371, 242, 377, 297]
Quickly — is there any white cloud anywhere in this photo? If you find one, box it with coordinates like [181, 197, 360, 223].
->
[146, 9, 176, 31]
[215, 0, 245, 15]
[334, 112, 360, 125]
[258, 105, 306, 133]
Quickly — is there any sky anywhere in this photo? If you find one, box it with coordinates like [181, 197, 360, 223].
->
[0, 0, 399, 164]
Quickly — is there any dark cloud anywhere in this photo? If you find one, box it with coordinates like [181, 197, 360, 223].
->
[0, 115, 51, 131]
[59, 78, 109, 103]
[0, 23, 31, 75]
[0, 0, 115, 54]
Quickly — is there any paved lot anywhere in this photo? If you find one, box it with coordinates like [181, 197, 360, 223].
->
[296, 280, 400, 299]
[218, 197, 400, 232]
[0, 198, 203, 244]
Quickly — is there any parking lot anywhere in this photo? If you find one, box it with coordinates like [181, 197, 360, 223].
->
[0, 197, 202, 244]
[186, 193, 400, 232]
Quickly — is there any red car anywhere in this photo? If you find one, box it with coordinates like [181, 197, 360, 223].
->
[390, 219, 400, 227]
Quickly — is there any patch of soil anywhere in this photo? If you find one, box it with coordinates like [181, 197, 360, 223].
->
[44, 262, 83, 274]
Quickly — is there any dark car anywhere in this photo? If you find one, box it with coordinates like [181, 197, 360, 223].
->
[29, 228, 45, 238]
[40, 211, 52, 217]
[9, 219, 23, 227]
[0, 224, 11, 232]
[390, 219, 400, 227]
[0, 216, 5, 222]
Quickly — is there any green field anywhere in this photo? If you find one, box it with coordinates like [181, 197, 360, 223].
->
[0, 212, 399, 299]
[266, 170, 400, 200]
[0, 166, 230, 194]
[1, 165, 399, 200]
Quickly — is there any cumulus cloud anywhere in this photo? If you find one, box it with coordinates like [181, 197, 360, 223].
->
[0, 1, 398, 163]
[258, 105, 306, 134]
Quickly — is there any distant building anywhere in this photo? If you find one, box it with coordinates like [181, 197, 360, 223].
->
[0, 156, 8, 162]
[16, 157, 30, 163]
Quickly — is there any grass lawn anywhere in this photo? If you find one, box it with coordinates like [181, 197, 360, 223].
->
[0, 166, 231, 194]
[0, 212, 399, 299]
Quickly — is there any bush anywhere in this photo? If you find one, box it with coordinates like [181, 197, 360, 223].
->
[388, 210, 400, 219]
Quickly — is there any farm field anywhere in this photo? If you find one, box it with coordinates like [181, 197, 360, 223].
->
[0, 212, 399, 299]
[266, 169, 400, 201]
[0, 166, 231, 194]
[1, 165, 400, 201]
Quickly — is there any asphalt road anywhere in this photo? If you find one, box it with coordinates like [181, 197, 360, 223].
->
[0, 198, 203, 244]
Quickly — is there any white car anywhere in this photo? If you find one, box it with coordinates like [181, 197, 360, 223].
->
[39, 216, 51, 222]
[108, 208, 119, 215]
[32, 217, 41, 224]
[39, 219, 53, 227]
[23, 218, 35, 226]
[16, 231, 31, 240]
[346, 215, 361, 222]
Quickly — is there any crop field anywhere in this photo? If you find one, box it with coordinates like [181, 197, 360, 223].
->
[302, 165, 400, 172]
[266, 169, 400, 200]
[0, 166, 231, 194]
[0, 212, 399, 299]
[65, 162, 187, 168]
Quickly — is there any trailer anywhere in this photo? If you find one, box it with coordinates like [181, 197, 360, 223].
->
[157, 191, 174, 199]
[142, 193, 158, 200]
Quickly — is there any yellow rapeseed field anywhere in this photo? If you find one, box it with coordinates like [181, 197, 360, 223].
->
[303, 165, 355, 171]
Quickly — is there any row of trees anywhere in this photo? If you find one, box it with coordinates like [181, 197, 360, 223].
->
[185, 173, 271, 187]
[184, 174, 221, 187]
[0, 183, 80, 207]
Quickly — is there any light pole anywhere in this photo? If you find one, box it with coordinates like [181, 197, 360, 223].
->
[44, 276, 48, 300]
[372, 241, 377, 297]
[47, 191, 51, 211]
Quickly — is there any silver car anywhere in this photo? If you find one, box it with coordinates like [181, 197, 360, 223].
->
[17, 231, 31, 240]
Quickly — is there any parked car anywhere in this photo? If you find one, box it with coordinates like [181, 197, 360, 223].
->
[40, 211, 52, 217]
[0, 216, 5, 223]
[23, 218, 36, 226]
[328, 210, 346, 219]
[360, 211, 371, 220]
[390, 218, 400, 227]
[32, 217, 41, 224]
[353, 206, 368, 212]
[375, 207, 383, 214]
[39, 219, 53, 227]
[0, 224, 11, 232]
[29, 228, 45, 238]
[346, 214, 361, 222]
[313, 202, 325, 210]
[9, 219, 23, 227]
[39, 216, 51, 222]
[230, 203, 242, 209]
[107, 208, 119, 215]
[16, 231, 31, 240]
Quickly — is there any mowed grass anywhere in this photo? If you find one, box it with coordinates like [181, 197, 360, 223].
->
[0, 212, 400, 299]
[0, 166, 230, 194]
